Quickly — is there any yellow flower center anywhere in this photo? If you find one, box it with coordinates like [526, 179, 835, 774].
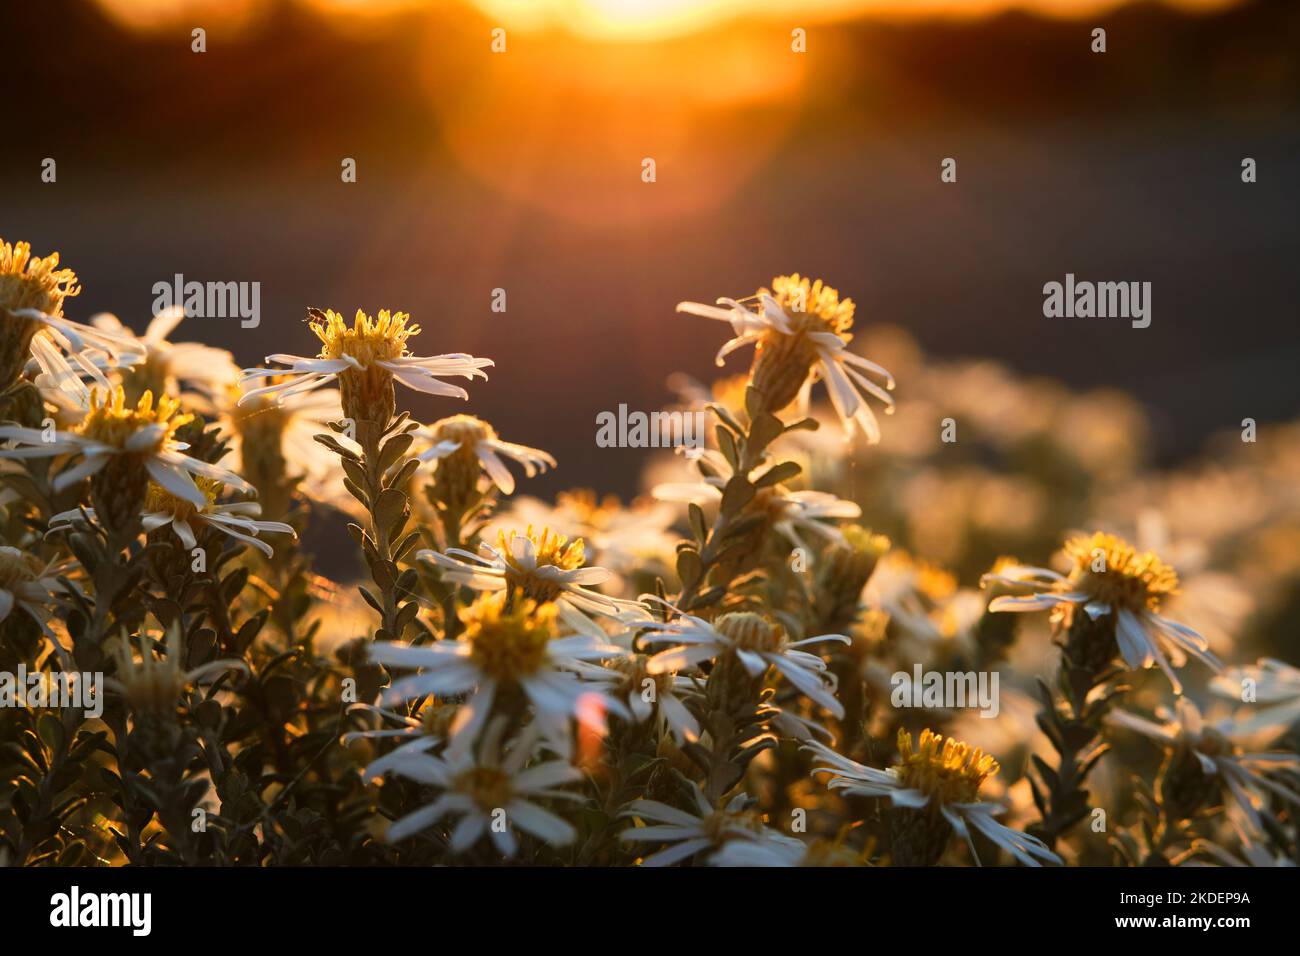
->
[454, 765, 515, 813]
[311, 308, 418, 367]
[885, 551, 958, 603]
[0, 546, 43, 590]
[432, 413, 495, 447]
[112, 633, 187, 714]
[714, 612, 784, 654]
[0, 240, 79, 317]
[763, 274, 855, 339]
[460, 591, 558, 681]
[702, 807, 769, 842]
[498, 526, 587, 602]
[76, 386, 192, 452]
[895, 728, 998, 805]
[840, 524, 892, 558]
[1064, 532, 1179, 614]
[746, 274, 856, 411]
[555, 489, 621, 531]
[418, 699, 457, 737]
[144, 477, 221, 521]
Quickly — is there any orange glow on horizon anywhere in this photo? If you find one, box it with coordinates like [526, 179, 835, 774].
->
[97, 0, 1245, 38]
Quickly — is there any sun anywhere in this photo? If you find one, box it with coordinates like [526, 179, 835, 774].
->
[472, 0, 741, 41]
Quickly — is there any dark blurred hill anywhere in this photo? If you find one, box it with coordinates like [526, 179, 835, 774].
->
[3, 0, 1298, 172]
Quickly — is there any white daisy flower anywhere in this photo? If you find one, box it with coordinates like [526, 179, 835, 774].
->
[0, 546, 68, 638]
[1106, 698, 1300, 835]
[414, 414, 555, 496]
[0, 385, 251, 508]
[769, 703, 834, 743]
[419, 526, 649, 639]
[238, 308, 492, 410]
[805, 731, 1062, 866]
[366, 590, 628, 757]
[983, 531, 1221, 693]
[215, 379, 357, 517]
[28, 341, 100, 428]
[342, 700, 461, 780]
[653, 448, 861, 552]
[1210, 659, 1300, 745]
[107, 622, 248, 714]
[49, 479, 295, 558]
[567, 656, 701, 745]
[621, 781, 790, 867]
[1, 239, 142, 391]
[91, 307, 239, 408]
[1193, 818, 1298, 868]
[677, 274, 895, 443]
[863, 550, 968, 665]
[640, 609, 848, 720]
[709, 834, 862, 867]
[708, 834, 810, 867]
[484, 491, 679, 593]
[381, 720, 584, 855]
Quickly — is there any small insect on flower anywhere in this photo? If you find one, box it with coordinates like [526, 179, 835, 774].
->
[640, 609, 848, 719]
[414, 414, 555, 497]
[381, 720, 585, 856]
[49, 478, 296, 558]
[805, 729, 1062, 866]
[983, 531, 1220, 693]
[0, 239, 142, 391]
[677, 274, 895, 443]
[238, 308, 493, 424]
[106, 621, 248, 714]
[419, 526, 649, 638]
[367, 590, 628, 756]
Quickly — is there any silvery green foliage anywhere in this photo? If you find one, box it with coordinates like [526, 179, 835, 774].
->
[1, 263, 1297, 869]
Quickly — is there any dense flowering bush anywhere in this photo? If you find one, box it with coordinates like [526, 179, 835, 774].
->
[2, 241, 1297, 867]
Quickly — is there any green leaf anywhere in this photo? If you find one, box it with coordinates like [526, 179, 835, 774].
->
[754, 460, 801, 488]
[378, 433, 414, 476]
[688, 503, 708, 544]
[393, 530, 424, 561]
[718, 513, 764, 539]
[676, 548, 703, 586]
[37, 714, 65, 753]
[386, 456, 420, 492]
[783, 417, 820, 433]
[719, 475, 755, 516]
[343, 478, 370, 509]
[716, 426, 738, 470]
[374, 488, 409, 536]
[748, 412, 784, 453]
[340, 457, 369, 492]
[235, 611, 268, 654]
[707, 403, 744, 436]
[312, 433, 359, 461]
[394, 600, 422, 639]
